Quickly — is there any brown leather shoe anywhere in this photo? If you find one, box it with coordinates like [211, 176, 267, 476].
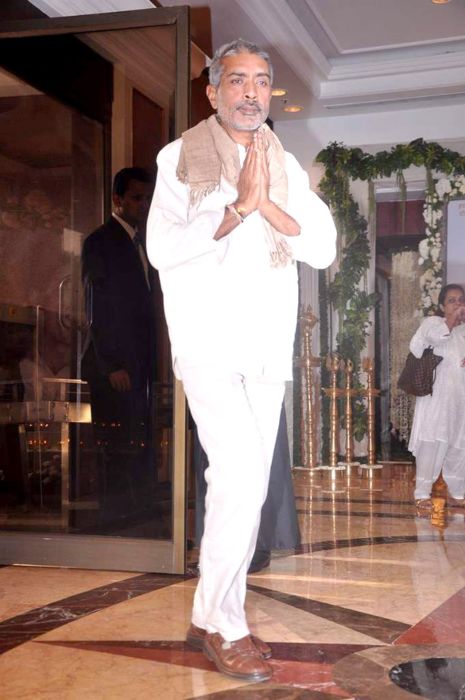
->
[186, 623, 272, 659]
[248, 635, 272, 660]
[185, 623, 206, 650]
[203, 632, 272, 682]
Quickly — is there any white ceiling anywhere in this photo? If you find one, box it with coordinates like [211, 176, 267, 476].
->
[29, 0, 465, 121]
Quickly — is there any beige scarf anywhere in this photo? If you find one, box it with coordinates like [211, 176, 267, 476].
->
[176, 114, 293, 268]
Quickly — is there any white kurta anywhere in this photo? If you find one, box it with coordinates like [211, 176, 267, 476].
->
[146, 136, 337, 640]
[146, 138, 337, 380]
[408, 316, 465, 455]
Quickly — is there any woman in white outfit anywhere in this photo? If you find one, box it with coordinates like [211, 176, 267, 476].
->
[408, 283, 465, 511]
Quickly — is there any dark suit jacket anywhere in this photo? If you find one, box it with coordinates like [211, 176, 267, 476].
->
[81, 217, 155, 387]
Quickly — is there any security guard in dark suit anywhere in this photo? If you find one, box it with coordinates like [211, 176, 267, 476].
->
[81, 168, 155, 525]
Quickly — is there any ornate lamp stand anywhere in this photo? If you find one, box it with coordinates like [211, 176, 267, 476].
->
[359, 357, 382, 471]
[338, 359, 360, 470]
[294, 307, 321, 472]
[320, 355, 345, 472]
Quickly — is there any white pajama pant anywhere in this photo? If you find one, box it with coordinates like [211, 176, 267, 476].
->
[178, 364, 284, 641]
[414, 439, 465, 500]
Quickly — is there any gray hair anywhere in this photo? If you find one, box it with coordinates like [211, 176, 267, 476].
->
[209, 39, 274, 87]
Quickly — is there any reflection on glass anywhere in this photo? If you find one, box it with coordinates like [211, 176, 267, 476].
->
[0, 65, 173, 540]
[81, 167, 163, 536]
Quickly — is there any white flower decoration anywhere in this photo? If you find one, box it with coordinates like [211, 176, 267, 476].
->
[436, 178, 452, 198]
[418, 175, 460, 315]
[419, 239, 429, 258]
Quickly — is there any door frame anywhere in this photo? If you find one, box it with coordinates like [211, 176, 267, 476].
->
[0, 7, 190, 574]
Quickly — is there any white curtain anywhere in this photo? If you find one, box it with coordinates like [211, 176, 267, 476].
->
[390, 251, 421, 442]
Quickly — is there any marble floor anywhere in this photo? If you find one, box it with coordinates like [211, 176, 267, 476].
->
[1, 463, 465, 699]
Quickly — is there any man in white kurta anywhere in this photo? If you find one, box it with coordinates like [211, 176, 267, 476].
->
[147, 40, 336, 682]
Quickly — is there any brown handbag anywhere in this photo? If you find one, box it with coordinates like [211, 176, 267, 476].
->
[397, 347, 443, 397]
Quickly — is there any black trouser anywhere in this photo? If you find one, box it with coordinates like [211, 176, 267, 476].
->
[86, 371, 154, 519]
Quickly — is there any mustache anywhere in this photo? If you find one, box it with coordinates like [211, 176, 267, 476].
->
[234, 101, 263, 113]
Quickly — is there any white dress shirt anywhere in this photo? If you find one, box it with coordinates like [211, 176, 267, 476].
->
[147, 138, 337, 381]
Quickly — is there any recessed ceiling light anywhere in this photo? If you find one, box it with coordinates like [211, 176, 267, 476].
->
[283, 105, 303, 113]
[272, 88, 287, 96]
[432, 0, 451, 4]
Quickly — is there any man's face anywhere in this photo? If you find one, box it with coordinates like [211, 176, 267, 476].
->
[207, 52, 272, 138]
[113, 179, 153, 229]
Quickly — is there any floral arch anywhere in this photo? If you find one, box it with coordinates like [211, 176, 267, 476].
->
[314, 139, 465, 455]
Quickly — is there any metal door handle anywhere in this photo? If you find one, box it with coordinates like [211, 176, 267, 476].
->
[58, 275, 71, 329]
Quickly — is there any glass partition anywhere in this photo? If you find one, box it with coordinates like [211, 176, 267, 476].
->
[0, 70, 104, 531]
[0, 8, 189, 572]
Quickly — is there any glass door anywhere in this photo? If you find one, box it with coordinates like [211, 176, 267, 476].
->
[0, 8, 190, 573]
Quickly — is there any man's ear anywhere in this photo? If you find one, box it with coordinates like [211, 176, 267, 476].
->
[206, 84, 218, 110]
[112, 192, 122, 211]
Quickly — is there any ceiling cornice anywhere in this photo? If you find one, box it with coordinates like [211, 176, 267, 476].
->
[321, 57, 465, 101]
[323, 90, 465, 112]
[329, 44, 465, 79]
[286, 0, 339, 59]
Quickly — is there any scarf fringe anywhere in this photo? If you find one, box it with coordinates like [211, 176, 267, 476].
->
[189, 183, 218, 207]
[270, 236, 293, 268]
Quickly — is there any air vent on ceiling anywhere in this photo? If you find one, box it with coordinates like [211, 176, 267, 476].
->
[325, 91, 465, 109]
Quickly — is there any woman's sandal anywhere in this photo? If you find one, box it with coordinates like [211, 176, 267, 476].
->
[415, 498, 432, 515]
